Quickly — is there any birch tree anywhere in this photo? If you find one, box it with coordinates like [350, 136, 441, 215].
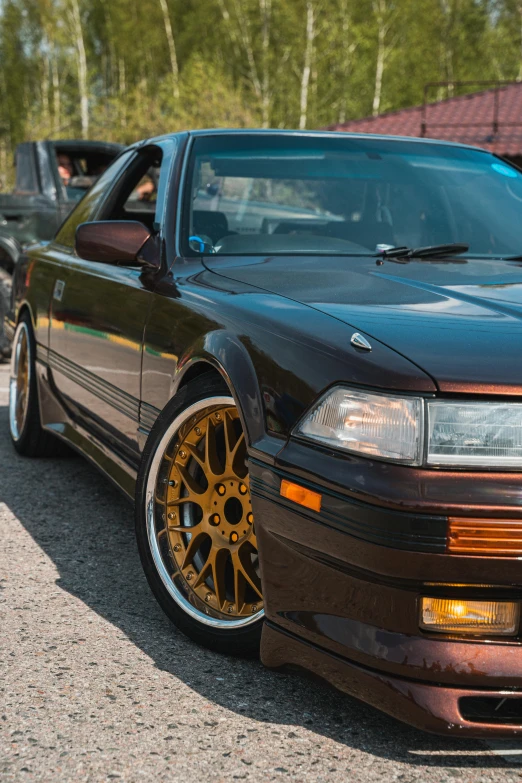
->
[299, 2, 315, 129]
[217, 0, 272, 126]
[372, 0, 396, 116]
[0, 0, 521, 166]
[159, 0, 180, 99]
[68, 0, 89, 137]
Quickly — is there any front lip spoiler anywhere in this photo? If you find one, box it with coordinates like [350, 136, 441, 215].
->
[261, 621, 522, 737]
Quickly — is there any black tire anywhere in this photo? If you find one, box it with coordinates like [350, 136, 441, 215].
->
[135, 373, 264, 657]
[9, 312, 69, 457]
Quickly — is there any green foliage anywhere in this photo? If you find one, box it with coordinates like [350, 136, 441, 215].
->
[0, 0, 521, 181]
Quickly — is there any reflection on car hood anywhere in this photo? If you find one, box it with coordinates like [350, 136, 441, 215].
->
[206, 254, 522, 393]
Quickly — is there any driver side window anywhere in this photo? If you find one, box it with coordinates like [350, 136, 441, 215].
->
[95, 146, 162, 234]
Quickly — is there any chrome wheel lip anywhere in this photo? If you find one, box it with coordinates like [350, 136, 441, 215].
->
[9, 321, 31, 442]
[145, 395, 265, 629]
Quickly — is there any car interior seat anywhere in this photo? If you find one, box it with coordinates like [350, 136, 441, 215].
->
[192, 211, 231, 244]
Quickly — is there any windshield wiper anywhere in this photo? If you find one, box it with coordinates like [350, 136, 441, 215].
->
[377, 243, 469, 259]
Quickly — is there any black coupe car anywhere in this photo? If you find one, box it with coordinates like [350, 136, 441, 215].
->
[7, 129, 522, 736]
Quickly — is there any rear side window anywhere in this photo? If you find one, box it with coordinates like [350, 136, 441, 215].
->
[54, 151, 134, 248]
[14, 144, 39, 195]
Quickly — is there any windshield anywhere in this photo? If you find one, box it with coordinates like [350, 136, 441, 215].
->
[182, 134, 522, 257]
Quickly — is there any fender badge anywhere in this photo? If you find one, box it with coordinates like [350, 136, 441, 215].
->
[351, 332, 372, 351]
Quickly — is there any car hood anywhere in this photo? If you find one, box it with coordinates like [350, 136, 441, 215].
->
[206, 254, 522, 394]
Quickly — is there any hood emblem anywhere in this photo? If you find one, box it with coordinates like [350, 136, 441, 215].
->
[351, 332, 372, 351]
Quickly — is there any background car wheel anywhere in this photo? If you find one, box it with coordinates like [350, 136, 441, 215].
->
[9, 313, 68, 457]
[135, 373, 264, 656]
[0, 267, 12, 362]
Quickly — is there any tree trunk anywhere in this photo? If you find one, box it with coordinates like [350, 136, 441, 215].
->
[518, 2, 522, 81]
[372, 0, 393, 118]
[299, 2, 315, 130]
[230, 0, 264, 122]
[439, 0, 454, 96]
[51, 48, 61, 135]
[216, 0, 243, 66]
[372, 20, 385, 116]
[159, 0, 180, 99]
[70, 0, 89, 138]
[259, 0, 271, 128]
[42, 46, 51, 133]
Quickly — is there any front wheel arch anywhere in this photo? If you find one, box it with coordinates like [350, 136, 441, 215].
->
[169, 331, 266, 448]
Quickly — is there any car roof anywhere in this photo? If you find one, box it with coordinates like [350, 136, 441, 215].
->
[49, 140, 125, 152]
[137, 128, 492, 155]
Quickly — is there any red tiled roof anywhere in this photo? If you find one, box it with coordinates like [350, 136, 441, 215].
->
[328, 82, 522, 156]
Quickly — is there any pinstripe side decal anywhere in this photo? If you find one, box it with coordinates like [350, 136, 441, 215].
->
[47, 347, 140, 422]
[140, 401, 160, 434]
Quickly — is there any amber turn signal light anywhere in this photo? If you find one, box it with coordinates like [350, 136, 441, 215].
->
[420, 597, 519, 635]
[448, 517, 522, 555]
[280, 480, 322, 512]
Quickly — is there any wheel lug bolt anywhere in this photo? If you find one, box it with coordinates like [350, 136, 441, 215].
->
[247, 512, 254, 524]
[168, 512, 176, 520]
[227, 605, 234, 613]
[173, 544, 181, 552]
[230, 531, 239, 544]
[210, 514, 221, 526]
[215, 412, 221, 421]
[239, 483, 247, 495]
[205, 593, 211, 602]
[186, 571, 193, 581]
[169, 480, 177, 487]
[195, 427, 201, 435]
[179, 450, 187, 459]
[252, 605, 258, 613]
[216, 484, 226, 496]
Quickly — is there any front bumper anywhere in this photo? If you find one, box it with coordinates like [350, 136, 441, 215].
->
[251, 447, 522, 737]
[261, 622, 522, 737]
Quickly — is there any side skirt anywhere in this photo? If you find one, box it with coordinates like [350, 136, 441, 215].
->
[35, 351, 137, 501]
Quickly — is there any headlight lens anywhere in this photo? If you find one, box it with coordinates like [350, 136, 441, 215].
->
[427, 401, 522, 467]
[296, 388, 424, 464]
[297, 389, 522, 468]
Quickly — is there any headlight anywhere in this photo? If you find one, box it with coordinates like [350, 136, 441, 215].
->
[427, 401, 522, 467]
[296, 388, 522, 469]
[296, 388, 424, 464]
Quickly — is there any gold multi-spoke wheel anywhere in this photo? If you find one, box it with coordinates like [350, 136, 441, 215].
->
[9, 315, 66, 457]
[139, 382, 264, 653]
[162, 404, 262, 618]
[9, 320, 31, 442]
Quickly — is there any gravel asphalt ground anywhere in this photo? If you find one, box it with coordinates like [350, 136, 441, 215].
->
[2, 361, 522, 782]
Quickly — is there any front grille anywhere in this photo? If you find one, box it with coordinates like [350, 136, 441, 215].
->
[460, 696, 522, 724]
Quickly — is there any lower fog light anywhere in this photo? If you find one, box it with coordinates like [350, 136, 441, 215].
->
[420, 597, 519, 635]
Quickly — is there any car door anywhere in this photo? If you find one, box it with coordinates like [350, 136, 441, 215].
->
[48, 146, 165, 466]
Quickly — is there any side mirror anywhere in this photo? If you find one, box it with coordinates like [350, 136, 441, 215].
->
[75, 221, 159, 268]
[68, 175, 96, 190]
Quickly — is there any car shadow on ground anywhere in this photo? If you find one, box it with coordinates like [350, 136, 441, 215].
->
[0, 405, 519, 772]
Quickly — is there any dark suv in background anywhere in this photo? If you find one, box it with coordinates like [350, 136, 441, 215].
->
[0, 139, 123, 358]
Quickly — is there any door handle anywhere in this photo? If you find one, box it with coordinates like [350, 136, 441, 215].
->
[53, 279, 65, 301]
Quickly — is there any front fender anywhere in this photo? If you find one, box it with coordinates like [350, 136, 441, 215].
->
[173, 330, 271, 451]
[141, 325, 286, 464]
